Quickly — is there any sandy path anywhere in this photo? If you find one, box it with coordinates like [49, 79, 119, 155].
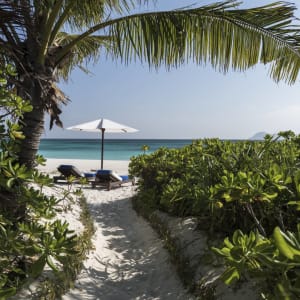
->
[62, 184, 193, 300]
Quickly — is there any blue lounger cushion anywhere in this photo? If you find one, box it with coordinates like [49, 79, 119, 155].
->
[57, 165, 84, 177]
[54, 165, 96, 183]
[84, 172, 96, 181]
[92, 169, 134, 190]
[96, 170, 123, 181]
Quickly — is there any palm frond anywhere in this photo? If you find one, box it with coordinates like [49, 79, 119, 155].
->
[47, 83, 69, 129]
[2, 1, 300, 85]
[54, 33, 113, 80]
[101, 1, 300, 84]
[65, 0, 156, 31]
[65, 0, 133, 31]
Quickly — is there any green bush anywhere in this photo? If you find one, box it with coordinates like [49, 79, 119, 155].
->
[129, 132, 300, 298]
[130, 135, 300, 235]
[212, 226, 300, 299]
[0, 65, 82, 299]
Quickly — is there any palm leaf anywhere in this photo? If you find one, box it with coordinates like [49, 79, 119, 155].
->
[1, 0, 300, 85]
[65, 0, 142, 30]
[54, 33, 113, 80]
[101, 1, 300, 83]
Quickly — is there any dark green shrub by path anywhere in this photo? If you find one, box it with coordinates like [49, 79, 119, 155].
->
[129, 133, 300, 299]
[0, 65, 93, 299]
[130, 134, 300, 236]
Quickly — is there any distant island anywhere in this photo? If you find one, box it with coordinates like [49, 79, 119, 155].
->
[249, 131, 269, 140]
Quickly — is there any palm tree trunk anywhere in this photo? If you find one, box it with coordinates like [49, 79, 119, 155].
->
[1, 76, 46, 220]
[19, 106, 45, 168]
[18, 79, 45, 169]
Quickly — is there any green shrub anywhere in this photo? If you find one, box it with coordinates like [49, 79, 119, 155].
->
[130, 132, 300, 298]
[0, 65, 84, 299]
[212, 225, 300, 299]
[130, 135, 300, 235]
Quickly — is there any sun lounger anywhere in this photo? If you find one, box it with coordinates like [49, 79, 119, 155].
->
[53, 165, 96, 183]
[91, 169, 135, 190]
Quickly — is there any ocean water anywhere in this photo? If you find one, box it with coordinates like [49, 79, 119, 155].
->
[38, 139, 194, 160]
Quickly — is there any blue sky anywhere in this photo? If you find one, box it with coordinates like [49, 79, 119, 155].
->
[42, 1, 300, 140]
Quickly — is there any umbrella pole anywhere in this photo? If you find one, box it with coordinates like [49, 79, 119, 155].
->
[101, 129, 105, 169]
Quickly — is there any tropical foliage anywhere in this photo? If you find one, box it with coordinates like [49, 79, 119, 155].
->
[141, 144, 150, 154]
[1, 1, 300, 166]
[130, 133, 300, 234]
[0, 66, 86, 299]
[211, 226, 300, 299]
[129, 132, 300, 298]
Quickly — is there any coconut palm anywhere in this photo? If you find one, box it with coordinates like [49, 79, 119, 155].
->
[141, 144, 150, 154]
[1, 0, 300, 167]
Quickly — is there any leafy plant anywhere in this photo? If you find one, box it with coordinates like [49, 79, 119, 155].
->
[213, 226, 300, 299]
[130, 131, 300, 298]
[0, 65, 82, 298]
[212, 230, 275, 284]
[28, 220, 78, 277]
[130, 134, 300, 235]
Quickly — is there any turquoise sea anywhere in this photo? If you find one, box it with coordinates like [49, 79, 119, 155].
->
[38, 139, 194, 160]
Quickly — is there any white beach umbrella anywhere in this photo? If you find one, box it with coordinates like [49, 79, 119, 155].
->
[67, 118, 138, 169]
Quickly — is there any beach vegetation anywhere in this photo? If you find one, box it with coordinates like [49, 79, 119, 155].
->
[36, 193, 95, 299]
[1, 1, 300, 167]
[141, 144, 150, 154]
[0, 65, 94, 299]
[129, 133, 300, 298]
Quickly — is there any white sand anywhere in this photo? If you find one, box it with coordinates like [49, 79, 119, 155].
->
[37, 159, 193, 300]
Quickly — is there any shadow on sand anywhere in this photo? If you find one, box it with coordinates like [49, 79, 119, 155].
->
[65, 194, 192, 300]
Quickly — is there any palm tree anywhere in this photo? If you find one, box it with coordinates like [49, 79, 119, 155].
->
[141, 145, 150, 154]
[1, 0, 300, 167]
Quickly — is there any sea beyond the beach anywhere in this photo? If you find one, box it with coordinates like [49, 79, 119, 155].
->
[39, 139, 195, 160]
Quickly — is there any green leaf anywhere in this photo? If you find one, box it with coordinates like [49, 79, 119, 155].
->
[246, 231, 257, 249]
[6, 178, 15, 188]
[222, 192, 232, 202]
[0, 287, 16, 299]
[232, 230, 243, 245]
[261, 192, 278, 200]
[46, 255, 59, 272]
[276, 282, 293, 300]
[220, 267, 240, 285]
[0, 78, 7, 85]
[273, 227, 300, 261]
[224, 237, 234, 249]
[211, 246, 231, 257]
[30, 254, 46, 278]
[287, 201, 300, 211]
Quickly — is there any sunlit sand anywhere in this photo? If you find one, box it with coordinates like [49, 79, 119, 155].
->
[37, 159, 192, 299]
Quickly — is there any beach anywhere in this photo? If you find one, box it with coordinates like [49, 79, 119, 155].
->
[38, 158, 131, 175]
[37, 158, 193, 299]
